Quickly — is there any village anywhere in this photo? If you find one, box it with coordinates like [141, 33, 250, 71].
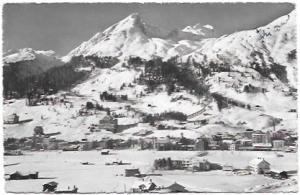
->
[4, 92, 298, 153]
[3, 92, 298, 193]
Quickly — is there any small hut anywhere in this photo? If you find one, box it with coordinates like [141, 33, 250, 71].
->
[125, 168, 140, 177]
[166, 182, 188, 193]
[43, 181, 58, 192]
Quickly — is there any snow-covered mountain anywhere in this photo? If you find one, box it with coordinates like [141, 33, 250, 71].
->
[183, 10, 297, 88]
[62, 13, 214, 62]
[3, 48, 64, 77]
[4, 48, 58, 64]
[63, 10, 296, 87]
[3, 10, 297, 141]
[182, 23, 214, 37]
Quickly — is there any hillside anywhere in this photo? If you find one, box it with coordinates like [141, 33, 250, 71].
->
[3, 10, 297, 141]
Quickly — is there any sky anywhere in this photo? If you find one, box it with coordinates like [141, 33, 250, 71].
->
[3, 3, 295, 56]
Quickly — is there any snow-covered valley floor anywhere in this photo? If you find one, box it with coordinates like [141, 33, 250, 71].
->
[4, 150, 297, 193]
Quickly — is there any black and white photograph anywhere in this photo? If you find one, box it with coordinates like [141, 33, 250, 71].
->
[2, 1, 298, 193]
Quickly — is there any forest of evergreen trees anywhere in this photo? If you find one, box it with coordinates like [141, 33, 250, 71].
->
[3, 56, 90, 98]
[138, 57, 209, 96]
[3, 55, 120, 99]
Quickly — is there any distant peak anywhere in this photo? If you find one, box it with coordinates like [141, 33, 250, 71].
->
[122, 12, 142, 24]
[203, 24, 214, 30]
[182, 23, 215, 37]
[128, 12, 140, 18]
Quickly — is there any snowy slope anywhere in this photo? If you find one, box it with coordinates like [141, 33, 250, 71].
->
[183, 10, 297, 87]
[63, 10, 296, 88]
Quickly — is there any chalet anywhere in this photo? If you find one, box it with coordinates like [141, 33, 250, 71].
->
[131, 179, 157, 193]
[265, 170, 288, 179]
[190, 159, 222, 172]
[43, 181, 58, 192]
[248, 157, 270, 174]
[125, 168, 141, 177]
[166, 182, 188, 193]
[172, 159, 191, 170]
[190, 159, 210, 171]
[99, 115, 118, 133]
[4, 113, 19, 124]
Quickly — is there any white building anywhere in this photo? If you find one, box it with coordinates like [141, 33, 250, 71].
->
[272, 140, 285, 150]
[248, 157, 270, 174]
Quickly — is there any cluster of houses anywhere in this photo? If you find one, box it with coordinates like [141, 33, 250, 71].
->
[4, 125, 297, 154]
[92, 114, 139, 133]
[153, 157, 222, 172]
[4, 125, 140, 152]
[139, 129, 297, 152]
[127, 155, 288, 193]
[131, 179, 189, 193]
[26, 92, 72, 107]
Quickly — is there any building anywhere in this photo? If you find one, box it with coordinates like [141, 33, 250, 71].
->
[125, 168, 140, 177]
[243, 129, 254, 139]
[252, 131, 271, 144]
[99, 115, 118, 133]
[166, 182, 188, 193]
[208, 140, 220, 150]
[229, 142, 239, 151]
[4, 113, 19, 124]
[271, 130, 286, 140]
[139, 137, 155, 150]
[131, 179, 157, 193]
[194, 137, 209, 151]
[43, 181, 58, 192]
[272, 140, 285, 151]
[189, 159, 222, 172]
[248, 157, 270, 174]
[153, 137, 173, 151]
[252, 143, 272, 151]
[191, 159, 211, 171]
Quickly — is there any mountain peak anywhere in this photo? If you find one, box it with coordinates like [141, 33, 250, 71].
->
[3, 48, 57, 63]
[117, 12, 143, 28]
[127, 12, 141, 19]
[182, 23, 215, 37]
